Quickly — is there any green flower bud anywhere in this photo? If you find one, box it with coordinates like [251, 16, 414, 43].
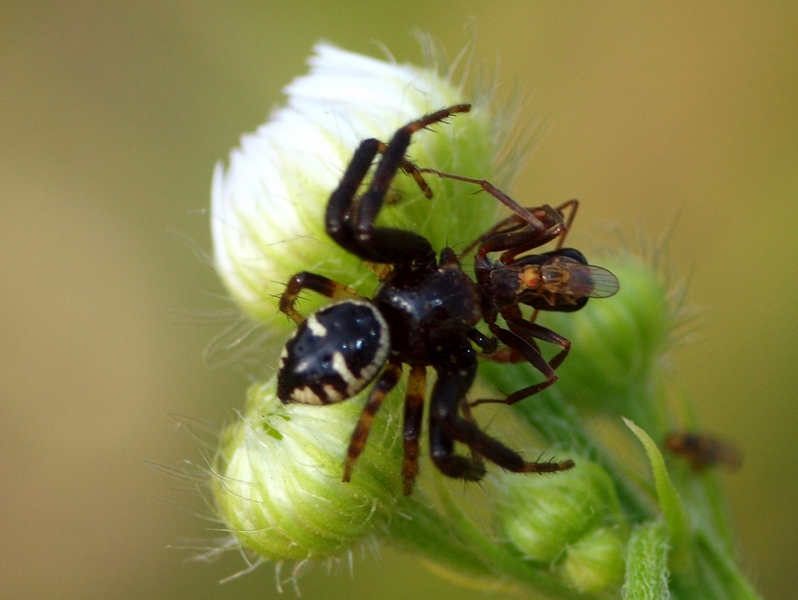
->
[560, 526, 626, 594]
[196, 38, 763, 600]
[493, 459, 622, 564]
[213, 378, 403, 561]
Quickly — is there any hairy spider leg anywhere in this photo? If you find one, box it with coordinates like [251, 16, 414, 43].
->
[458, 399, 486, 465]
[342, 358, 403, 483]
[429, 340, 574, 477]
[279, 271, 362, 323]
[326, 105, 471, 265]
[401, 366, 427, 494]
[372, 140, 433, 200]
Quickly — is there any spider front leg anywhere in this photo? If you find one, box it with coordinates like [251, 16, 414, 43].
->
[279, 271, 361, 323]
[326, 105, 470, 265]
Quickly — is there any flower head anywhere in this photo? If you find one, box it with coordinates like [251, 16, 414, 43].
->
[211, 43, 502, 356]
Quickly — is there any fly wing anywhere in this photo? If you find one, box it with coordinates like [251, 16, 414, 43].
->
[567, 264, 620, 299]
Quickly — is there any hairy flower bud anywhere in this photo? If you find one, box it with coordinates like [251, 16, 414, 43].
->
[213, 378, 403, 561]
[489, 460, 627, 595]
[196, 33, 763, 599]
[198, 40, 760, 600]
[560, 526, 625, 593]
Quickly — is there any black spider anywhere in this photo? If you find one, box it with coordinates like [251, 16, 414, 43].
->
[276, 105, 619, 494]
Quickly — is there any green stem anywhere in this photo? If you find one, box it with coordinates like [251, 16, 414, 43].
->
[386, 493, 491, 580]
[433, 478, 584, 599]
[693, 530, 762, 600]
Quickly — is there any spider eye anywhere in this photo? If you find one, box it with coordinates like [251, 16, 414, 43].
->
[277, 300, 390, 405]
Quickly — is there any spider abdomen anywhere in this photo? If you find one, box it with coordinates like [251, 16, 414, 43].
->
[277, 300, 390, 405]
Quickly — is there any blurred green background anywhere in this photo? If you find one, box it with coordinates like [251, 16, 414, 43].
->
[2, 2, 796, 599]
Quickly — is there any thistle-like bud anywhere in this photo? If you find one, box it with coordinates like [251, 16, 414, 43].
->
[199, 41, 761, 600]
[492, 459, 625, 593]
[213, 378, 404, 561]
[560, 526, 626, 593]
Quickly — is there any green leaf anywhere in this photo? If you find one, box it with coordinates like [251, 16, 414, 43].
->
[624, 418, 689, 571]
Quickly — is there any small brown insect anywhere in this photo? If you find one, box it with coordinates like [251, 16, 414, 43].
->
[665, 432, 742, 471]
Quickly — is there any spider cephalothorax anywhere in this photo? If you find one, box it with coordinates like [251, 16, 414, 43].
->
[276, 105, 618, 494]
